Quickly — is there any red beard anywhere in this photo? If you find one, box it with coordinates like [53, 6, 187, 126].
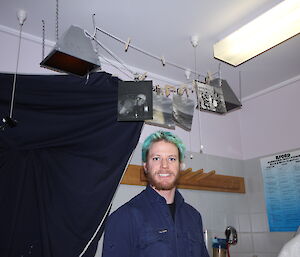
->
[146, 171, 180, 190]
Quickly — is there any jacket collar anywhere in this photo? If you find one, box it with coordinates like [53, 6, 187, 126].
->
[145, 185, 184, 207]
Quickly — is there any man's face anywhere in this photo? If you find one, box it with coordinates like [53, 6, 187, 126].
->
[144, 140, 180, 191]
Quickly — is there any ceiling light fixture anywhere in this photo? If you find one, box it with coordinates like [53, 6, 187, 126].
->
[213, 0, 300, 66]
[40, 0, 100, 76]
[40, 25, 101, 76]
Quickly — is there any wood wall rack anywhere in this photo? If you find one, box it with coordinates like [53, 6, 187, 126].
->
[121, 164, 245, 193]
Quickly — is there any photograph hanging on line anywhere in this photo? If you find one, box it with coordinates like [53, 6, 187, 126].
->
[118, 80, 153, 121]
[145, 93, 175, 129]
[172, 94, 195, 131]
[194, 81, 227, 114]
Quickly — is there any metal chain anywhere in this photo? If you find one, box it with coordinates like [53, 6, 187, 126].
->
[56, 0, 59, 41]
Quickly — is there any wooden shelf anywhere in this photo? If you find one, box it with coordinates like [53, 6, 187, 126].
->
[121, 164, 245, 193]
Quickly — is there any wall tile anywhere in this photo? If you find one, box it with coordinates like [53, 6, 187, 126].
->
[252, 232, 294, 253]
[253, 253, 278, 257]
[247, 192, 266, 213]
[251, 213, 269, 232]
[230, 232, 253, 253]
[238, 214, 252, 232]
[211, 211, 227, 231]
[232, 159, 245, 177]
[229, 254, 254, 257]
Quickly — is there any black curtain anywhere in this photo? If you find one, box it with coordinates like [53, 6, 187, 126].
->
[0, 72, 143, 257]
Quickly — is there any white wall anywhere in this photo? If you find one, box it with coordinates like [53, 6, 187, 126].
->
[1, 26, 299, 257]
[240, 76, 300, 160]
[237, 79, 300, 256]
[0, 25, 55, 74]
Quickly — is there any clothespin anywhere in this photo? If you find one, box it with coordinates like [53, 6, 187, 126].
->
[139, 72, 147, 81]
[192, 80, 198, 87]
[184, 86, 189, 97]
[177, 85, 188, 97]
[134, 72, 148, 81]
[165, 85, 175, 97]
[154, 85, 162, 95]
[177, 87, 182, 96]
[205, 71, 212, 84]
[161, 56, 166, 66]
[125, 38, 131, 52]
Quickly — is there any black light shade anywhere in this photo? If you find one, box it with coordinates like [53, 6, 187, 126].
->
[40, 25, 100, 77]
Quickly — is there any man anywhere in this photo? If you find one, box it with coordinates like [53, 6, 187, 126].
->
[102, 130, 209, 257]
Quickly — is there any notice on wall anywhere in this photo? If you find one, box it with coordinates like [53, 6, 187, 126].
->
[260, 149, 300, 232]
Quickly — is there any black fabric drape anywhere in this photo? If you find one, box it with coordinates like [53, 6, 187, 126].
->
[0, 72, 143, 257]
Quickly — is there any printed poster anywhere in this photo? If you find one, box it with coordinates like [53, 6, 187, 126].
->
[260, 149, 300, 231]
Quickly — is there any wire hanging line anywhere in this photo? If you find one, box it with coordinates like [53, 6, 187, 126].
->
[85, 26, 220, 81]
[99, 53, 133, 80]
[10, 22, 24, 119]
[191, 39, 204, 154]
[85, 30, 136, 78]
[193, 46, 199, 81]
[239, 70, 243, 103]
[218, 62, 222, 87]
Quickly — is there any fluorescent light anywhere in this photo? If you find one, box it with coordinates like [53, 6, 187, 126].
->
[213, 0, 300, 66]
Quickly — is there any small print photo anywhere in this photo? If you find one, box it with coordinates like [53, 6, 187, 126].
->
[195, 81, 227, 114]
[145, 93, 175, 129]
[118, 80, 153, 121]
[172, 94, 194, 131]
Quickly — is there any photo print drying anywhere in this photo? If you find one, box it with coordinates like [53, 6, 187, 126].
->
[172, 94, 195, 131]
[118, 80, 153, 121]
[194, 81, 227, 114]
[145, 93, 175, 129]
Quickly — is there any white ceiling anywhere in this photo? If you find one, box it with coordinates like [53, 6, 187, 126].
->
[1, 0, 300, 98]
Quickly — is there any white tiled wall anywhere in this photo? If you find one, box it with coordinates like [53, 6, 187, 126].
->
[243, 158, 295, 257]
[250, 213, 269, 232]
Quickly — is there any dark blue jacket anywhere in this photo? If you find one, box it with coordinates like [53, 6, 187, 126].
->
[102, 186, 209, 257]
